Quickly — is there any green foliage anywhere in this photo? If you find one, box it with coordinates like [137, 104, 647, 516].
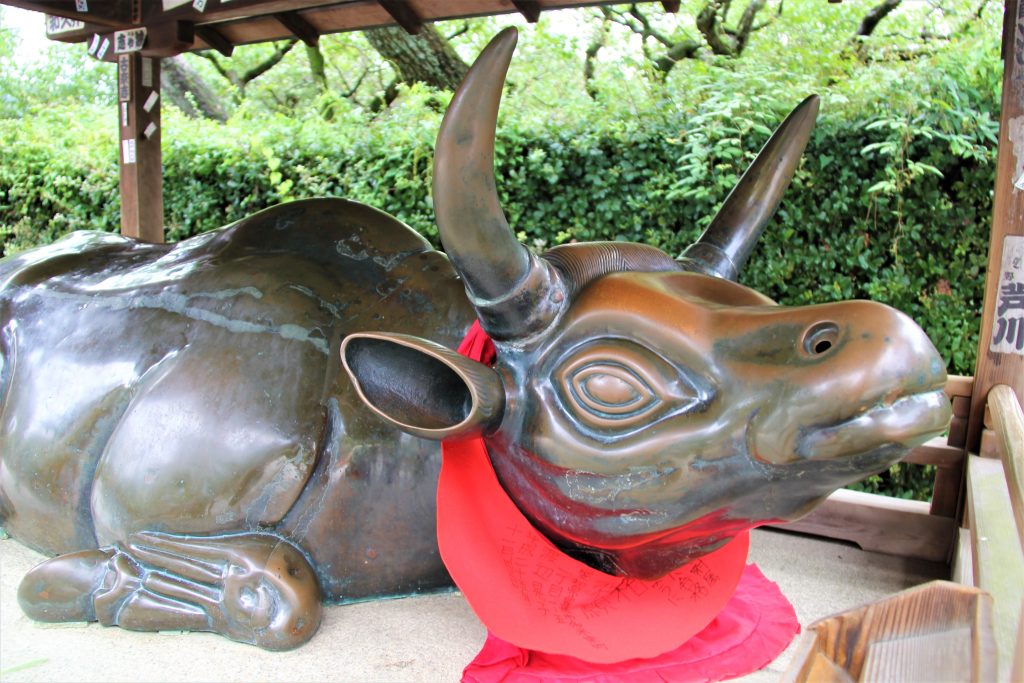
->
[0, 106, 119, 251]
[0, 12, 114, 118]
[847, 463, 938, 501]
[0, 46, 998, 383]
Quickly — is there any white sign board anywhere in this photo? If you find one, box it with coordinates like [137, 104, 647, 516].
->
[114, 28, 147, 54]
[990, 235, 1024, 355]
[46, 16, 85, 36]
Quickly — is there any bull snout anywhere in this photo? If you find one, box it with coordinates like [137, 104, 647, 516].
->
[736, 300, 951, 466]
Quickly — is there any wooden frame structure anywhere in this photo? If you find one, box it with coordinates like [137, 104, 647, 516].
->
[1, 0, 1022, 676]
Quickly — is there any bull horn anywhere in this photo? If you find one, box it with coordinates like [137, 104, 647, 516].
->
[433, 27, 567, 343]
[678, 95, 820, 281]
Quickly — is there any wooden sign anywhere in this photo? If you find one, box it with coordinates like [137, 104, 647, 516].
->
[121, 139, 136, 165]
[118, 55, 131, 101]
[46, 16, 85, 36]
[114, 28, 147, 54]
[991, 236, 1024, 354]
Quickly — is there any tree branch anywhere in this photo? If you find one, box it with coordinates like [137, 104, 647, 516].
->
[339, 68, 369, 99]
[599, 4, 701, 73]
[239, 39, 299, 86]
[305, 44, 328, 91]
[696, 0, 735, 55]
[445, 21, 470, 41]
[856, 0, 903, 38]
[195, 51, 232, 82]
[734, 0, 768, 52]
[584, 16, 610, 99]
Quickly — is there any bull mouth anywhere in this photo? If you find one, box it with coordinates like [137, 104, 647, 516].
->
[797, 388, 951, 462]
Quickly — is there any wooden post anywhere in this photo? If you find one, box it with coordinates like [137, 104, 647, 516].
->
[967, 0, 1024, 452]
[117, 52, 164, 243]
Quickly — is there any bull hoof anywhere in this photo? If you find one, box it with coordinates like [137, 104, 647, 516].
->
[16, 533, 323, 650]
[18, 548, 113, 622]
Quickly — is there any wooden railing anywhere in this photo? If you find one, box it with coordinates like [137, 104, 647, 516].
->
[961, 384, 1024, 682]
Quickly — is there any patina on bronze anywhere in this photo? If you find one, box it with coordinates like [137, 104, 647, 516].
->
[1, 28, 949, 650]
[344, 29, 952, 577]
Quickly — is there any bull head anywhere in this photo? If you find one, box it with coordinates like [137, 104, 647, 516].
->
[342, 29, 951, 579]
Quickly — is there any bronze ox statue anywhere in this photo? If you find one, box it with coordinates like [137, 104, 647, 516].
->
[1, 29, 950, 650]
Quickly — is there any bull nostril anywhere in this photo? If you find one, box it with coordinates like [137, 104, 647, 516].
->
[802, 322, 839, 357]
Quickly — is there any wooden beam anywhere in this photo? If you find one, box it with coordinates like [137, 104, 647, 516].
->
[769, 488, 955, 563]
[39, 1, 688, 51]
[141, 20, 195, 56]
[378, 0, 421, 34]
[945, 374, 976, 400]
[967, 454, 1024, 682]
[152, 0, 329, 25]
[3, 0, 129, 27]
[989, 384, 1024, 550]
[512, 0, 541, 22]
[967, 0, 1024, 452]
[930, 463, 962, 518]
[902, 431, 967, 519]
[274, 11, 319, 46]
[195, 25, 233, 56]
[117, 52, 164, 243]
[903, 436, 964, 466]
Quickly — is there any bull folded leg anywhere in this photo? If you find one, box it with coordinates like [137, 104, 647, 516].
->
[17, 531, 322, 650]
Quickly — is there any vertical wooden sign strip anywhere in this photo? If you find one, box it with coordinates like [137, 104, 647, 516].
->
[968, 0, 1024, 452]
[118, 52, 164, 244]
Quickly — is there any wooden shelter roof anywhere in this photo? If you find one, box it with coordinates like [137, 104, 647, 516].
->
[3, 0, 678, 57]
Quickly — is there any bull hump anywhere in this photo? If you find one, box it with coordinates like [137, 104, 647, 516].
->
[0, 198, 454, 550]
[218, 198, 435, 267]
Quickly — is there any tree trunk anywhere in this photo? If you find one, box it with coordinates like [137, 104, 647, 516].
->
[364, 24, 468, 91]
[305, 44, 328, 91]
[161, 56, 229, 122]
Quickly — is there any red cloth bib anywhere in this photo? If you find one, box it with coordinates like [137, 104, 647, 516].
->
[439, 321, 798, 674]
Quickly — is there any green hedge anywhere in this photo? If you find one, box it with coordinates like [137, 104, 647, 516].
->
[0, 88, 997, 377]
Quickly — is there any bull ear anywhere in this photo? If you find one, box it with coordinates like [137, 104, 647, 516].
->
[341, 333, 504, 440]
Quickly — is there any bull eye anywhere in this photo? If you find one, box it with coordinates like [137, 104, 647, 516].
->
[551, 340, 711, 438]
[571, 364, 657, 417]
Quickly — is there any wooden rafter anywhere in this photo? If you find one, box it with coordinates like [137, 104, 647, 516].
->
[194, 25, 233, 56]
[275, 11, 319, 46]
[378, 0, 421, 35]
[512, 0, 541, 22]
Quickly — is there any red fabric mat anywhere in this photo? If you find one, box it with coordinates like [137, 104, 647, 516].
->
[462, 564, 799, 682]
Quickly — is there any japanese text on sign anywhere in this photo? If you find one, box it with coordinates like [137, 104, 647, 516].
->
[46, 16, 85, 35]
[991, 236, 1024, 354]
[114, 28, 147, 54]
[118, 55, 131, 101]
